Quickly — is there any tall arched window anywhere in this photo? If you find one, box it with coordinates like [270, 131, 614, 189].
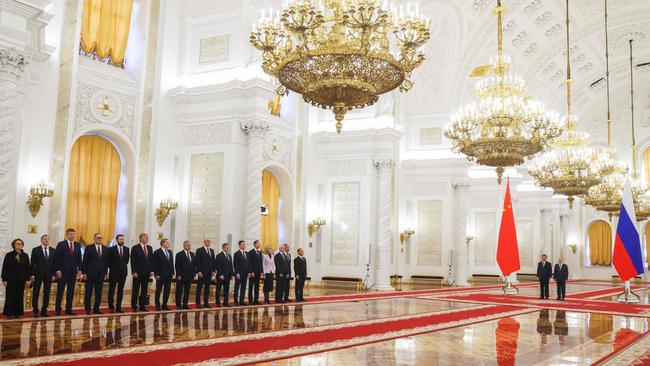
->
[588, 220, 612, 266]
[65, 135, 121, 244]
[260, 169, 280, 251]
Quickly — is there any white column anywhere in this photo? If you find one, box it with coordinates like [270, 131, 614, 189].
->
[374, 159, 394, 290]
[453, 182, 471, 286]
[240, 121, 270, 244]
[0, 48, 27, 303]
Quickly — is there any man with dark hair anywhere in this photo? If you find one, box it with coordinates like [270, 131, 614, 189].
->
[282, 243, 292, 302]
[294, 248, 307, 302]
[131, 233, 153, 311]
[54, 228, 82, 315]
[554, 256, 569, 301]
[233, 240, 249, 306]
[274, 245, 288, 303]
[81, 233, 108, 314]
[153, 238, 174, 311]
[30, 234, 55, 317]
[537, 254, 552, 300]
[215, 243, 233, 307]
[195, 238, 215, 308]
[107, 234, 129, 313]
[247, 240, 263, 305]
[175, 240, 195, 309]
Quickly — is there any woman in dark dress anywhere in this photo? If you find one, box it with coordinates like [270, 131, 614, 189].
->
[2, 238, 31, 318]
[262, 247, 275, 304]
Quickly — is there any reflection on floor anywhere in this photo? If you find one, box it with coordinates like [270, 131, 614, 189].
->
[0, 280, 648, 365]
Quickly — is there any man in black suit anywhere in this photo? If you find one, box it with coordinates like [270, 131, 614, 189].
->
[247, 240, 263, 305]
[30, 234, 55, 317]
[195, 238, 215, 308]
[282, 243, 292, 302]
[81, 233, 108, 314]
[554, 256, 569, 300]
[274, 245, 288, 303]
[294, 248, 307, 302]
[233, 240, 249, 306]
[215, 243, 233, 307]
[536, 254, 552, 299]
[54, 228, 83, 315]
[175, 240, 195, 309]
[152, 238, 174, 311]
[131, 233, 154, 311]
[107, 234, 129, 313]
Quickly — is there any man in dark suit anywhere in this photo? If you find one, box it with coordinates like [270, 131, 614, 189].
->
[233, 240, 249, 306]
[247, 240, 263, 305]
[215, 243, 233, 307]
[30, 234, 55, 317]
[294, 248, 307, 302]
[81, 233, 108, 314]
[554, 256, 569, 300]
[54, 228, 83, 315]
[175, 240, 195, 309]
[131, 233, 154, 311]
[152, 238, 174, 310]
[195, 238, 215, 308]
[274, 245, 288, 303]
[107, 234, 129, 313]
[282, 243, 292, 302]
[536, 254, 552, 299]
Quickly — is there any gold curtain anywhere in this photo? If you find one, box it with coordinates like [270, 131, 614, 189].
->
[589, 220, 612, 266]
[260, 169, 280, 251]
[65, 136, 121, 245]
[644, 148, 650, 185]
[80, 0, 134, 67]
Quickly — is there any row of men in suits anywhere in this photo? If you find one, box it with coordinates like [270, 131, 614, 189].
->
[27, 228, 308, 317]
[536, 254, 569, 300]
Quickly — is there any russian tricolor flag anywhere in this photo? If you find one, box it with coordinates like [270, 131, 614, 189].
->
[612, 178, 645, 281]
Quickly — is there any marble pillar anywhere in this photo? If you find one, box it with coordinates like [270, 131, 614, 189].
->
[453, 182, 470, 286]
[374, 159, 394, 290]
[240, 121, 270, 244]
[0, 48, 28, 302]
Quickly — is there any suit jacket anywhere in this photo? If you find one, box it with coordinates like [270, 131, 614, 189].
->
[554, 263, 569, 282]
[152, 248, 174, 280]
[175, 250, 195, 281]
[215, 252, 233, 278]
[294, 256, 307, 278]
[1, 251, 30, 282]
[81, 244, 108, 279]
[247, 248, 263, 274]
[233, 250, 250, 276]
[54, 240, 82, 277]
[130, 243, 153, 276]
[274, 253, 289, 275]
[195, 246, 215, 276]
[537, 261, 553, 281]
[30, 246, 55, 279]
[107, 245, 129, 279]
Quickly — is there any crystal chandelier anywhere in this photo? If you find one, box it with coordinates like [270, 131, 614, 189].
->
[583, 0, 627, 219]
[528, 0, 606, 209]
[250, 0, 431, 133]
[444, 0, 561, 185]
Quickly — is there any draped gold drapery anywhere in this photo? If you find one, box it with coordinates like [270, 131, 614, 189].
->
[260, 169, 280, 251]
[589, 220, 612, 266]
[643, 148, 650, 185]
[80, 0, 134, 67]
[65, 136, 121, 245]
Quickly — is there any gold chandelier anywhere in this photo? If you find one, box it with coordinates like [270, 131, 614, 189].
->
[444, 0, 561, 185]
[528, 0, 607, 209]
[250, 0, 431, 133]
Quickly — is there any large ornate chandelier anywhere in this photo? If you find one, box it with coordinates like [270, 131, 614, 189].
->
[444, 0, 562, 185]
[250, 0, 431, 133]
[528, 0, 606, 209]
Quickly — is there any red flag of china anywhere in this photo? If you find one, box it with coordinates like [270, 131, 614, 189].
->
[497, 180, 520, 276]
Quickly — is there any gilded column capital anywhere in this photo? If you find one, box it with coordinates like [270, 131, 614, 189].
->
[0, 48, 28, 83]
[240, 121, 271, 139]
[372, 158, 393, 170]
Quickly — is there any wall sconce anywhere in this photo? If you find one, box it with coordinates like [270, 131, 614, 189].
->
[26, 181, 54, 218]
[307, 218, 326, 237]
[155, 197, 178, 226]
[399, 229, 415, 244]
[568, 243, 577, 254]
[465, 234, 474, 246]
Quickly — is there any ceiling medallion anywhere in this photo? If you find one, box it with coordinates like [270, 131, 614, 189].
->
[444, 0, 562, 185]
[250, 0, 431, 133]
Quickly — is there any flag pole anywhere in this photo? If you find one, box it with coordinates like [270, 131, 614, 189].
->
[502, 275, 518, 295]
[617, 280, 640, 303]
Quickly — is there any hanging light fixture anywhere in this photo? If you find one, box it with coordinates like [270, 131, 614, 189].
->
[528, 0, 607, 209]
[250, 0, 431, 133]
[584, 0, 627, 219]
[444, 0, 562, 185]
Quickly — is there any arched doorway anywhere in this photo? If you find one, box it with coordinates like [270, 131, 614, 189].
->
[260, 165, 293, 251]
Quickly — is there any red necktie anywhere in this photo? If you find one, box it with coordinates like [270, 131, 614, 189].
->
[69, 241, 74, 255]
[143, 245, 148, 257]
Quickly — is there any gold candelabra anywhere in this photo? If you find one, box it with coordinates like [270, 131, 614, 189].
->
[250, 0, 431, 133]
[307, 217, 326, 237]
[155, 197, 179, 226]
[26, 181, 54, 218]
[399, 228, 415, 244]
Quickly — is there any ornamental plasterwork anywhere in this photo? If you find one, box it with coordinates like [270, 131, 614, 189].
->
[0, 48, 28, 82]
[74, 83, 135, 141]
[325, 159, 368, 177]
[185, 122, 232, 145]
[411, 182, 446, 196]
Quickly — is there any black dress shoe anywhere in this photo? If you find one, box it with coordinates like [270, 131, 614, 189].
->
[132, 307, 138, 312]
[155, 306, 161, 311]
[41, 312, 48, 317]
[203, 304, 211, 309]
[233, 302, 239, 306]
[116, 308, 124, 313]
[223, 304, 231, 307]
[66, 310, 75, 316]
[94, 310, 103, 314]
[55, 310, 62, 316]
[139, 307, 147, 312]
[183, 305, 190, 309]
[85, 310, 91, 315]
[162, 306, 171, 311]
[33, 311, 39, 317]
